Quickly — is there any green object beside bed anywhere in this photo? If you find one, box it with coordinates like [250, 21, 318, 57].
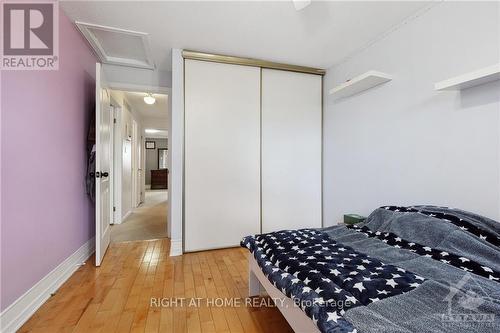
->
[344, 214, 366, 225]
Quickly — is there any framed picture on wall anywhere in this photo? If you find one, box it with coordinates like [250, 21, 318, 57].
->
[145, 141, 156, 149]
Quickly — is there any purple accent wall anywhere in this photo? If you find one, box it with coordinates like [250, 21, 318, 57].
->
[0, 10, 97, 311]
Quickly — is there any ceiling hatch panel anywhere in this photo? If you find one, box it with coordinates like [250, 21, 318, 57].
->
[76, 22, 155, 70]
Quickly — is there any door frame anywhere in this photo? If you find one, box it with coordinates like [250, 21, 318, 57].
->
[107, 82, 170, 229]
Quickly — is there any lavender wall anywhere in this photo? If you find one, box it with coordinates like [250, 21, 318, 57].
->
[0, 11, 97, 311]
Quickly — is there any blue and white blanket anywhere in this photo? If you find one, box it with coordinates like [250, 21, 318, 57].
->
[241, 206, 500, 333]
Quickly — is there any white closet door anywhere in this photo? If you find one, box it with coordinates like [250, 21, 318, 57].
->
[262, 69, 322, 233]
[184, 60, 261, 252]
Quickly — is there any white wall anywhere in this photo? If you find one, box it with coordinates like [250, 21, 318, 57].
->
[169, 49, 184, 255]
[104, 64, 171, 92]
[121, 104, 134, 219]
[323, 1, 500, 225]
[142, 116, 169, 133]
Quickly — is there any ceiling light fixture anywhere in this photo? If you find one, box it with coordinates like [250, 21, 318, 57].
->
[145, 128, 160, 134]
[292, 0, 311, 11]
[144, 93, 156, 105]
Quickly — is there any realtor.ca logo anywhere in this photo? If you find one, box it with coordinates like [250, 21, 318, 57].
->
[1, 1, 59, 70]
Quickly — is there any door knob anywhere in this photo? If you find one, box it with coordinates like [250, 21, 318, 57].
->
[102, 172, 109, 178]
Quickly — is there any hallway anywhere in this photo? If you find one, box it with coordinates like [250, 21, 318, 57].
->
[111, 190, 168, 243]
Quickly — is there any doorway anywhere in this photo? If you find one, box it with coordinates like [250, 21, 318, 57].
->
[93, 60, 171, 265]
[106, 88, 169, 243]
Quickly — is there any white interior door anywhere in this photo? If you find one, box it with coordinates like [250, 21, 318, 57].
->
[184, 60, 261, 252]
[95, 62, 112, 266]
[261, 69, 322, 233]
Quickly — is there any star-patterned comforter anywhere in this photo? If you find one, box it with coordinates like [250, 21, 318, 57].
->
[241, 206, 500, 333]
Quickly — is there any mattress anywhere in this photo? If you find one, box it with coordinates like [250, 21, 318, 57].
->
[241, 206, 500, 333]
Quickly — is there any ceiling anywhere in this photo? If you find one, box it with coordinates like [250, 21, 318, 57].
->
[123, 91, 168, 120]
[144, 129, 168, 139]
[122, 91, 169, 137]
[61, 1, 430, 72]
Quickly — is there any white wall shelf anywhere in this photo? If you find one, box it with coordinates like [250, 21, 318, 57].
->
[434, 64, 500, 91]
[329, 70, 392, 98]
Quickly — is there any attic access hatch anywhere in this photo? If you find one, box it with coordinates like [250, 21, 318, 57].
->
[76, 22, 155, 70]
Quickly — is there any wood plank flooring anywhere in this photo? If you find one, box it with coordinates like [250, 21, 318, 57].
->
[18, 239, 293, 333]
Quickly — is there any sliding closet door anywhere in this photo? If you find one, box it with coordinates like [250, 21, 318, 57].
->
[184, 60, 261, 252]
[262, 69, 322, 233]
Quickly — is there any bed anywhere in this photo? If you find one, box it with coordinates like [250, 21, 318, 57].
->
[242, 206, 500, 333]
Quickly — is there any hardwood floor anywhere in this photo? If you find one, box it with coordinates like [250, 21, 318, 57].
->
[18, 239, 293, 333]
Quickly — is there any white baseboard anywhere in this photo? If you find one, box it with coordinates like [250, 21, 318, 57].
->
[170, 239, 182, 256]
[0, 238, 95, 333]
[120, 210, 132, 224]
